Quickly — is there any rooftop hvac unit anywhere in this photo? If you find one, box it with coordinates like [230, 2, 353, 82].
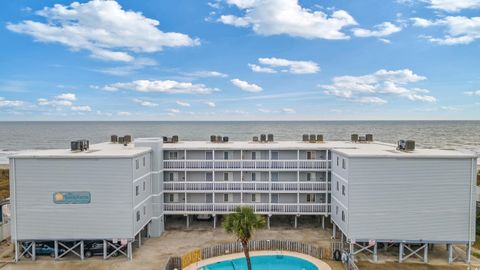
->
[124, 135, 132, 144]
[216, 135, 222, 142]
[163, 136, 168, 143]
[223, 136, 229, 142]
[260, 134, 266, 142]
[302, 134, 309, 142]
[118, 136, 125, 144]
[253, 136, 259, 142]
[351, 134, 359, 142]
[110, 135, 118, 143]
[172, 135, 179, 143]
[316, 134, 323, 142]
[398, 140, 415, 151]
[358, 136, 366, 142]
[267, 134, 274, 142]
[210, 135, 216, 143]
[70, 139, 89, 152]
[406, 140, 415, 151]
[309, 134, 316, 143]
[365, 134, 373, 142]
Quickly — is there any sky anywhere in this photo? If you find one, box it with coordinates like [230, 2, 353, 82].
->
[0, 0, 479, 121]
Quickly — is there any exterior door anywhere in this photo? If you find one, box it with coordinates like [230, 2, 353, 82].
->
[271, 151, 279, 160]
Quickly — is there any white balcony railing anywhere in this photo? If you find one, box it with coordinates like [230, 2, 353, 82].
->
[163, 160, 330, 170]
[163, 181, 329, 192]
[163, 203, 330, 214]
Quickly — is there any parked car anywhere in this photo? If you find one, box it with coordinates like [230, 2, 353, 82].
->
[84, 241, 123, 258]
[24, 242, 65, 258]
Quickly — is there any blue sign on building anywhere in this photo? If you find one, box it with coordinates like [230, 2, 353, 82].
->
[53, 191, 91, 204]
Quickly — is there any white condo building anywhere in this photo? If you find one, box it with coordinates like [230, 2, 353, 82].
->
[8, 134, 477, 263]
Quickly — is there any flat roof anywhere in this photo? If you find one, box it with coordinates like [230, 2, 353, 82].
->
[10, 142, 151, 159]
[163, 140, 476, 159]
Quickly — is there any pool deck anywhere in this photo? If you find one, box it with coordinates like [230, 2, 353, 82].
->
[184, 250, 332, 270]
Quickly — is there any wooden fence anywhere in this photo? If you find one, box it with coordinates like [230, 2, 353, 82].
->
[166, 239, 328, 269]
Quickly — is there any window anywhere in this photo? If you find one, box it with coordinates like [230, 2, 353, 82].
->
[251, 194, 257, 202]
[135, 159, 139, 170]
[224, 151, 230, 160]
[336, 181, 339, 191]
[143, 181, 146, 191]
[336, 156, 339, 166]
[169, 151, 178, 160]
[252, 172, 256, 181]
[271, 172, 279, 182]
[341, 211, 345, 222]
[206, 151, 213, 160]
[307, 151, 313, 160]
[135, 185, 139, 196]
[342, 159, 346, 169]
[307, 172, 315, 181]
[143, 157, 146, 167]
[168, 194, 178, 202]
[342, 185, 346, 196]
[336, 206, 339, 215]
[143, 206, 146, 215]
[251, 152, 257, 160]
[136, 211, 140, 222]
[223, 194, 232, 202]
[206, 172, 213, 181]
[306, 194, 316, 203]
[271, 151, 279, 160]
[223, 172, 231, 181]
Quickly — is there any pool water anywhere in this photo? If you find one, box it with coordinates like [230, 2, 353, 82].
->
[198, 255, 318, 270]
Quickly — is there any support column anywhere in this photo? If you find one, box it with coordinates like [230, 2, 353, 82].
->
[322, 215, 325, 230]
[186, 215, 190, 228]
[138, 231, 142, 248]
[399, 243, 404, 263]
[448, 244, 453, 264]
[373, 243, 378, 262]
[213, 215, 217, 229]
[267, 216, 270, 229]
[32, 241, 36, 261]
[103, 240, 107, 260]
[80, 240, 84, 260]
[341, 232, 344, 242]
[424, 243, 428, 263]
[127, 241, 133, 261]
[349, 242, 355, 262]
[332, 223, 336, 239]
[54, 240, 59, 260]
[467, 242, 472, 264]
[294, 216, 298, 229]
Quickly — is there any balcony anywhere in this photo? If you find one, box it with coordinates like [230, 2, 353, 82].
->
[163, 160, 330, 170]
[163, 181, 330, 192]
[163, 203, 330, 214]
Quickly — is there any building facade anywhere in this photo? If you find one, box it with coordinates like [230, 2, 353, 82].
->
[8, 136, 477, 263]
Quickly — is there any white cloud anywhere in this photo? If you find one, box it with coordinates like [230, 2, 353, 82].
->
[248, 64, 277, 73]
[117, 111, 132, 116]
[167, 108, 180, 113]
[71, 105, 92, 112]
[282, 108, 296, 113]
[0, 97, 24, 108]
[55, 93, 76, 101]
[205, 101, 216, 107]
[352, 22, 402, 38]
[133, 98, 158, 107]
[422, 0, 480, 12]
[412, 16, 480, 45]
[176, 100, 191, 107]
[37, 98, 72, 107]
[321, 69, 436, 103]
[97, 58, 157, 76]
[96, 110, 113, 117]
[95, 80, 220, 94]
[188, 71, 228, 78]
[257, 108, 272, 113]
[249, 57, 320, 74]
[218, 0, 357, 40]
[379, 38, 392, 44]
[231, 78, 263, 92]
[355, 97, 388, 104]
[465, 90, 480, 96]
[6, 0, 199, 62]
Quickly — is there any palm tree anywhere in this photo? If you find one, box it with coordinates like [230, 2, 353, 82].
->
[223, 207, 266, 270]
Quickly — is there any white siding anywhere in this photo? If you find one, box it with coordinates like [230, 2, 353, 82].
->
[348, 158, 474, 242]
[12, 158, 133, 240]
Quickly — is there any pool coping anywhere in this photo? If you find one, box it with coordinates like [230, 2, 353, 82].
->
[183, 250, 332, 270]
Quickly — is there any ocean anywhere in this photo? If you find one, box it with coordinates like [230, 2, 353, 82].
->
[1, 121, 479, 163]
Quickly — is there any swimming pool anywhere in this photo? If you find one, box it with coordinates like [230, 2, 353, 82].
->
[198, 255, 318, 270]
